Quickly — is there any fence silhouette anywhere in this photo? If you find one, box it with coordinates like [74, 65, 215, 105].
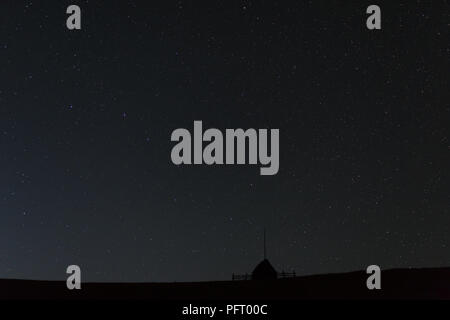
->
[232, 271, 296, 281]
[277, 271, 296, 278]
[232, 273, 251, 281]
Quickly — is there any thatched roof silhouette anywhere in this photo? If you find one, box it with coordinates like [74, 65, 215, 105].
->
[252, 259, 277, 280]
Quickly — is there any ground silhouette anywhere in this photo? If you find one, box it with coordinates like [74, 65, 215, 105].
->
[1, 267, 449, 300]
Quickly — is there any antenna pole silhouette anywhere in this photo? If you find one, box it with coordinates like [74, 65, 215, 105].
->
[264, 228, 266, 260]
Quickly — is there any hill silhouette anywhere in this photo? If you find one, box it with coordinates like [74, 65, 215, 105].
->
[1, 267, 449, 300]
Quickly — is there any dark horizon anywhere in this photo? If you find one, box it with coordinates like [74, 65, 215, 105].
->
[2, 267, 450, 301]
[1, 1, 449, 283]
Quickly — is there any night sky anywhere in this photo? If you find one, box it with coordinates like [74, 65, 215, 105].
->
[0, 1, 449, 282]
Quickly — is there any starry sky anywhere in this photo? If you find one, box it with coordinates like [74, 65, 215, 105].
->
[0, 1, 449, 282]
